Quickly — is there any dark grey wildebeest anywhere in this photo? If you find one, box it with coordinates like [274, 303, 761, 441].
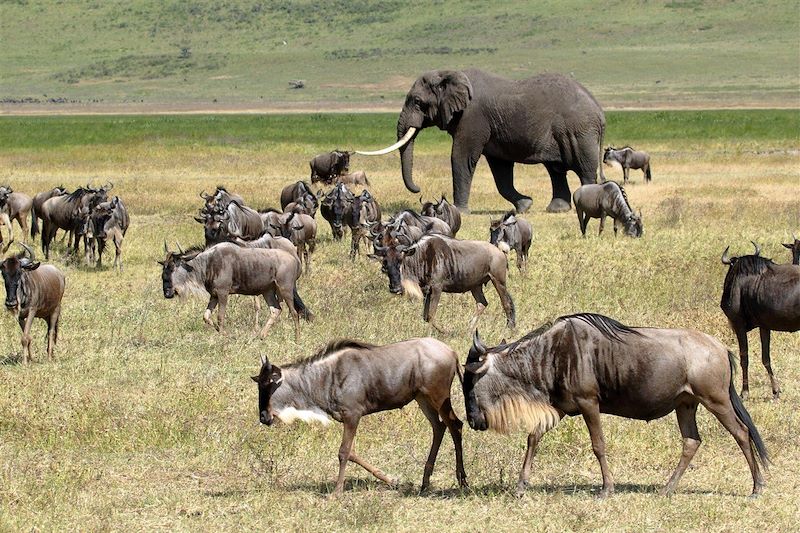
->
[270, 212, 317, 274]
[252, 338, 468, 495]
[420, 195, 461, 236]
[0, 186, 33, 244]
[603, 146, 652, 183]
[200, 186, 244, 212]
[349, 190, 381, 259]
[310, 150, 350, 184]
[573, 181, 643, 238]
[160, 242, 311, 339]
[31, 186, 67, 240]
[197, 201, 263, 246]
[319, 183, 354, 241]
[41, 185, 109, 259]
[1, 243, 65, 363]
[783, 234, 799, 265]
[489, 212, 533, 271]
[87, 196, 130, 270]
[280, 181, 318, 216]
[463, 313, 769, 497]
[373, 234, 515, 331]
[721, 243, 800, 399]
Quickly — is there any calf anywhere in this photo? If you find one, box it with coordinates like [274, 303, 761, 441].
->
[603, 146, 652, 183]
[489, 212, 533, 271]
[252, 338, 467, 495]
[90, 196, 130, 270]
[271, 212, 317, 274]
[573, 182, 643, 238]
[337, 170, 370, 186]
[350, 190, 381, 259]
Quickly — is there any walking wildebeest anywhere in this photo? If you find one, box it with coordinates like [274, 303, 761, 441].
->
[0, 186, 33, 243]
[603, 146, 652, 183]
[280, 181, 318, 215]
[489, 212, 533, 271]
[31, 186, 67, 240]
[270, 212, 316, 274]
[573, 181, 643, 238]
[319, 183, 354, 241]
[160, 242, 310, 339]
[350, 190, 381, 259]
[88, 196, 129, 270]
[337, 170, 370, 187]
[463, 313, 769, 497]
[721, 242, 800, 399]
[252, 338, 468, 495]
[783, 234, 799, 265]
[372, 234, 515, 331]
[420, 195, 461, 236]
[310, 150, 350, 184]
[1, 243, 65, 363]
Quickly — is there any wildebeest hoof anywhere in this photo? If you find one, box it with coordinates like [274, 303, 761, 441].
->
[771, 392, 781, 401]
[514, 197, 534, 214]
[545, 198, 571, 213]
[515, 481, 529, 497]
[597, 488, 613, 499]
[740, 389, 749, 401]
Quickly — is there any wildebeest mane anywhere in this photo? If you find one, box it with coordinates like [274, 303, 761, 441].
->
[258, 208, 280, 214]
[65, 187, 89, 203]
[493, 320, 555, 353]
[559, 312, 642, 342]
[721, 254, 776, 311]
[501, 211, 515, 223]
[287, 339, 377, 368]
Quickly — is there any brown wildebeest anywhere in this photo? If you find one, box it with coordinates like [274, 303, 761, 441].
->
[251, 338, 468, 495]
[0, 186, 33, 243]
[337, 170, 370, 187]
[1, 243, 65, 363]
[721, 242, 800, 399]
[489, 212, 533, 271]
[319, 183, 354, 241]
[200, 186, 244, 212]
[603, 146, 652, 183]
[310, 150, 350, 184]
[392, 209, 452, 237]
[280, 181, 318, 216]
[31, 186, 68, 240]
[372, 234, 515, 331]
[160, 242, 310, 340]
[197, 201, 263, 246]
[258, 209, 283, 237]
[783, 233, 799, 265]
[88, 196, 130, 270]
[573, 181, 643, 238]
[269, 212, 316, 274]
[349, 189, 381, 259]
[420, 195, 461, 235]
[40, 185, 110, 259]
[463, 313, 769, 498]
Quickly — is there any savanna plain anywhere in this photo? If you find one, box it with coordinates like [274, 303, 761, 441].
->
[0, 111, 798, 532]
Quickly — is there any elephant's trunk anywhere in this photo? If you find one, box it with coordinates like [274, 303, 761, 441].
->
[399, 127, 420, 193]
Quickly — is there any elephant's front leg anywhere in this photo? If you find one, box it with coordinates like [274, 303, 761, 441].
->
[450, 140, 485, 212]
[544, 162, 572, 213]
[486, 156, 532, 213]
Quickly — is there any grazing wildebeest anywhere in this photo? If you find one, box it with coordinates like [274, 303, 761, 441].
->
[337, 170, 370, 187]
[310, 150, 350, 184]
[721, 242, 800, 399]
[160, 242, 310, 339]
[349, 190, 381, 259]
[420, 195, 461, 235]
[280, 181, 318, 215]
[88, 196, 130, 270]
[573, 181, 642, 238]
[197, 201, 263, 246]
[372, 234, 515, 331]
[41, 185, 109, 259]
[489, 212, 533, 271]
[783, 234, 799, 265]
[603, 146, 652, 183]
[31, 186, 67, 240]
[252, 338, 468, 495]
[1, 243, 65, 363]
[270, 212, 317, 274]
[319, 183, 354, 241]
[463, 313, 769, 497]
[0, 186, 33, 244]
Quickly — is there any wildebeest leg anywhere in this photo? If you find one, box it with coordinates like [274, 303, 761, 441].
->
[259, 289, 282, 339]
[759, 328, 780, 399]
[516, 430, 544, 496]
[203, 296, 219, 330]
[438, 397, 467, 488]
[19, 313, 36, 364]
[578, 400, 614, 497]
[598, 211, 606, 236]
[347, 451, 395, 487]
[45, 306, 61, 361]
[423, 287, 445, 333]
[416, 396, 447, 492]
[216, 292, 229, 334]
[661, 401, 701, 496]
[489, 276, 515, 329]
[333, 418, 359, 495]
[623, 166, 629, 184]
[114, 234, 123, 271]
[252, 297, 262, 331]
[576, 208, 589, 237]
[735, 327, 750, 399]
[468, 286, 488, 332]
[276, 282, 300, 341]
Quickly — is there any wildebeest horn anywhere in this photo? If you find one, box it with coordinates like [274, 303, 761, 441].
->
[721, 246, 732, 265]
[104, 181, 113, 191]
[175, 241, 185, 254]
[260, 354, 267, 366]
[793, 232, 797, 241]
[19, 242, 34, 261]
[373, 243, 387, 253]
[751, 241, 761, 256]
[164, 240, 169, 254]
[472, 330, 487, 355]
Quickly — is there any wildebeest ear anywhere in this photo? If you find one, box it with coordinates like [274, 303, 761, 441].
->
[402, 246, 417, 257]
[22, 261, 40, 271]
[194, 216, 205, 223]
[250, 375, 259, 383]
[505, 215, 517, 225]
[464, 360, 486, 374]
[157, 260, 165, 266]
[784, 243, 793, 249]
[366, 254, 382, 262]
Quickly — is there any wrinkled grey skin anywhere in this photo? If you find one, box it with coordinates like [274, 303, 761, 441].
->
[310, 151, 350, 184]
[489, 212, 533, 271]
[394, 69, 606, 213]
[604, 146, 652, 183]
[572, 182, 642, 238]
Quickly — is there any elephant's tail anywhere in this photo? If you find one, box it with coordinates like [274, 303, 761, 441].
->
[597, 123, 607, 183]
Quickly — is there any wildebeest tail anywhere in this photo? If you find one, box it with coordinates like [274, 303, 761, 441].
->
[293, 287, 313, 322]
[645, 165, 652, 182]
[31, 204, 39, 238]
[727, 350, 769, 468]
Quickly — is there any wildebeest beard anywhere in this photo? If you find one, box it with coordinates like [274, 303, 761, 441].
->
[165, 251, 208, 298]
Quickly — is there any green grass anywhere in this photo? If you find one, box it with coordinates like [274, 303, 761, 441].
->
[0, 111, 798, 531]
[1, 1, 798, 107]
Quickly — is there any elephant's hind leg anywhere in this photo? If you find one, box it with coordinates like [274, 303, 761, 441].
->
[544, 163, 571, 213]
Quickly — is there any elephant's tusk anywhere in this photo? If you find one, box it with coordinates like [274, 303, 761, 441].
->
[355, 127, 417, 156]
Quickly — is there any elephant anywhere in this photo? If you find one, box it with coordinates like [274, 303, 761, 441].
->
[357, 69, 606, 213]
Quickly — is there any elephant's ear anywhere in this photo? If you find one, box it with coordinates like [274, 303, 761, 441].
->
[433, 71, 473, 129]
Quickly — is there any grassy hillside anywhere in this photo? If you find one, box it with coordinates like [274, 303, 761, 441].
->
[1, 0, 798, 109]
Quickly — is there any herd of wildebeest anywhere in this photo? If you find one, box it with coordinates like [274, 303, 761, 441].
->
[1, 143, 799, 499]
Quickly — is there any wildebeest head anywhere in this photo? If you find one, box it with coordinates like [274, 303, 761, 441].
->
[198, 206, 229, 243]
[158, 242, 200, 299]
[720, 242, 772, 311]
[321, 184, 353, 239]
[1, 243, 38, 311]
[621, 210, 643, 238]
[0, 186, 12, 206]
[602, 146, 615, 163]
[463, 331, 491, 431]
[272, 212, 305, 240]
[489, 212, 517, 253]
[783, 234, 800, 265]
[371, 238, 418, 295]
[91, 197, 120, 239]
[251, 354, 284, 426]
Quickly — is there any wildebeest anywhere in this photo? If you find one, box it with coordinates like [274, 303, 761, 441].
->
[721, 242, 800, 399]
[392, 210, 452, 237]
[783, 234, 799, 265]
[369, 218, 425, 252]
[603, 146, 652, 183]
[280, 181, 318, 216]
[350, 190, 381, 259]
[372, 234, 515, 331]
[258, 209, 283, 237]
[489, 212, 533, 271]
[0, 186, 33, 243]
[251, 338, 468, 495]
[197, 201, 263, 246]
[573, 181, 643, 238]
[160, 242, 310, 339]
[420, 195, 461, 235]
[463, 313, 769, 497]
[200, 186, 244, 211]
[310, 150, 350, 184]
[40, 185, 110, 259]
[88, 196, 129, 270]
[337, 170, 370, 187]
[270, 212, 317, 274]
[31, 186, 68, 240]
[1, 243, 65, 363]
[319, 183, 354, 241]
